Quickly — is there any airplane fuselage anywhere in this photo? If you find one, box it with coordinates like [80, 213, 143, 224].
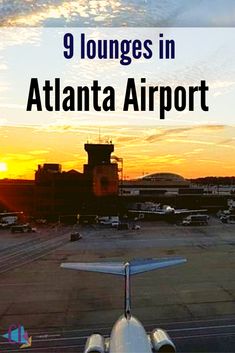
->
[110, 315, 152, 353]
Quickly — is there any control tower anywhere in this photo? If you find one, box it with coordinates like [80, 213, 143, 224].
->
[84, 143, 118, 196]
[84, 143, 114, 167]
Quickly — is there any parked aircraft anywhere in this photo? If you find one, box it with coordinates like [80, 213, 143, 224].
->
[61, 257, 186, 353]
[128, 203, 207, 220]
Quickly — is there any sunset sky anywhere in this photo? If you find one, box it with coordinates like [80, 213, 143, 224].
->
[0, 124, 235, 180]
[0, 1, 235, 180]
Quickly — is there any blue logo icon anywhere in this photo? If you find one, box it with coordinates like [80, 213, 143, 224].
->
[2, 324, 32, 348]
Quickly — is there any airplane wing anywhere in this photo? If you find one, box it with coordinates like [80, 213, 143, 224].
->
[128, 210, 165, 215]
[174, 209, 207, 215]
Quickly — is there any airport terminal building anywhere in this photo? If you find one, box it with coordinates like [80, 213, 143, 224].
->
[121, 173, 191, 196]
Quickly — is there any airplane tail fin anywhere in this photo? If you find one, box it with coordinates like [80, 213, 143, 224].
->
[60, 257, 186, 275]
[61, 257, 186, 319]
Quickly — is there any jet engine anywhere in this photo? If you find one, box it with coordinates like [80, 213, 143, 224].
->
[84, 334, 105, 353]
[150, 329, 176, 352]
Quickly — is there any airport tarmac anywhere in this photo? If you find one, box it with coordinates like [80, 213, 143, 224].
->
[0, 218, 234, 352]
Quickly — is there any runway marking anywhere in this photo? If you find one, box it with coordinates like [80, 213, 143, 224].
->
[0, 282, 45, 286]
[1, 333, 235, 353]
[0, 235, 67, 263]
[33, 334, 108, 342]
[33, 323, 235, 338]
[0, 234, 69, 274]
[28, 316, 235, 336]
[174, 332, 235, 340]
[0, 344, 84, 352]
[36, 334, 61, 339]
[31, 331, 235, 344]
[22, 325, 235, 343]
[167, 324, 235, 332]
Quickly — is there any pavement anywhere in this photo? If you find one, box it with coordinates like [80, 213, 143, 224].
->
[0, 218, 234, 352]
[0, 316, 235, 352]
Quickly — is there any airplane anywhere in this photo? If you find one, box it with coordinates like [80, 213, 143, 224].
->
[128, 203, 207, 220]
[61, 257, 186, 353]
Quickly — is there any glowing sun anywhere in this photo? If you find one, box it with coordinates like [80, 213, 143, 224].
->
[0, 162, 7, 172]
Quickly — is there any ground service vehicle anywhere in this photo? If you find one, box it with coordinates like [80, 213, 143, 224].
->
[182, 214, 209, 226]
[11, 224, 36, 233]
[220, 214, 235, 224]
[70, 232, 82, 241]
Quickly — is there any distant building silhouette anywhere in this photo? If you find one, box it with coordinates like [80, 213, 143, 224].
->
[121, 173, 190, 196]
[0, 143, 119, 218]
